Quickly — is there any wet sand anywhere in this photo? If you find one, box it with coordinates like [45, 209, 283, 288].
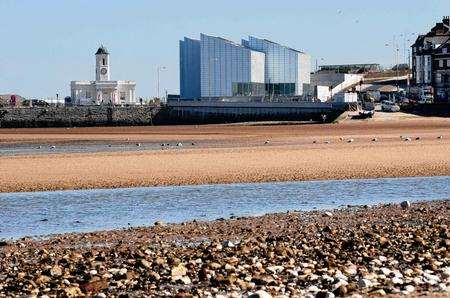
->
[1, 200, 448, 297]
[1, 117, 450, 193]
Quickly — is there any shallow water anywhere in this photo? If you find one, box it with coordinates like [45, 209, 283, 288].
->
[1, 176, 449, 239]
[0, 143, 164, 156]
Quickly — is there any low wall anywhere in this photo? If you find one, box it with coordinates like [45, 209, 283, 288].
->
[0, 106, 160, 128]
[401, 103, 450, 117]
[158, 101, 353, 124]
[0, 102, 355, 128]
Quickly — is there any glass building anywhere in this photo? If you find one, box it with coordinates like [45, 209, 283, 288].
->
[243, 36, 311, 96]
[200, 34, 265, 98]
[179, 34, 310, 100]
[179, 37, 201, 100]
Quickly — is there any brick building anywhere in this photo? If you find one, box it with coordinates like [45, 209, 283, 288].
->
[412, 16, 450, 102]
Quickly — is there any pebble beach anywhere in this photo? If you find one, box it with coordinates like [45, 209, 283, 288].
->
[1, 200, 449, 297]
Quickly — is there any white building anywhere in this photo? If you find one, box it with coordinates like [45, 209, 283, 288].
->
[71, 46, 136, 105]
[311, 72, 363, 102]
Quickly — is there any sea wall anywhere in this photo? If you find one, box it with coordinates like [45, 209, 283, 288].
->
[401, 103, 450, 117]
[0, 102, 353, 128]
[159, 101, 353, 124]
[0, 106, 160, 128]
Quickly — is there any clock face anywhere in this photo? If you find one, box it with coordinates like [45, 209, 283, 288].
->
[100, 68, 107, 75]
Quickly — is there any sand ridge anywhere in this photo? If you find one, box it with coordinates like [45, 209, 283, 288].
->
[0, 118, 450, 193]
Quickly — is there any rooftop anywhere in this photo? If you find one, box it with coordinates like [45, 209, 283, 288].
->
[95, 45, 109, 55]
[247, 36, 305, 54]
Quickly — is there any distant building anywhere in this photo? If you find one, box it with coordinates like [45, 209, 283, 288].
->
[412, 16, 450, 102]
[179, 37, 201, 100]
[0, 94, 26, 107]
[310, 72, 363, 102]
[179, 34, 311, 100]
[318, 64, 381, 74]
[71, 46, 136, 105]
[243, 36, 311, 97]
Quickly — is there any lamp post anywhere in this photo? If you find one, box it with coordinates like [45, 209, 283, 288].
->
[385, 39, 400, 93]
[157, 66, 166, 102]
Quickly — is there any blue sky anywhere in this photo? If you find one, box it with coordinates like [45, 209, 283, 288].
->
[0, 0, 448, 99]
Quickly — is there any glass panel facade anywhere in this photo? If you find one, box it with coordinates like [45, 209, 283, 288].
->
[200, 34, 265, 98]
[243, 36, 310, 96]
[180, 38, 201, 99]
[179, 34, 310, 100]
[232, 83, 265, 96]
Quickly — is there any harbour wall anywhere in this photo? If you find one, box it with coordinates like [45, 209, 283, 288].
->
[0, 101, 353, 128]
[159, 101, 354, 124]
[401, 103, 450, 117]
[0, 106, 160, 128]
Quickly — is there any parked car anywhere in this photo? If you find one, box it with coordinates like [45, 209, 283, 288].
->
[381, 100, 400, 112]
[396, 96, 410, 105]
[419, 87, 434, 103]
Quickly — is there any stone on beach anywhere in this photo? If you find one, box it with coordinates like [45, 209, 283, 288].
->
[358, 278, 372, 288]
[248, 290, 272, 298]
[171, 264, 187, 278]
[0, 200, 449, 297]
[400, 200, 411, 209]
[154, 220, 165, 226]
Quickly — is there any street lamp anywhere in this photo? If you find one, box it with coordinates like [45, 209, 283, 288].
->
[157, 66, 166, 102]
[385, 41, 400, 93]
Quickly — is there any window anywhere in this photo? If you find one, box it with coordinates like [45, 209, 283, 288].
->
[440, 60, 444, 68]
[102, 58, 106, 66]
[120, 92, 126, 102]
[447, 59, 450, 67]
[443, 48, 448, 54]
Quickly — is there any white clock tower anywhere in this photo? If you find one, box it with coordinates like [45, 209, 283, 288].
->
[95, 45, 110, 81]
[71, 45, 136, 105]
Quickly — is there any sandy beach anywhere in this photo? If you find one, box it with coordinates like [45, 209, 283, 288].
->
[1, 200, 448, 297]
[1, 117, 450, 193]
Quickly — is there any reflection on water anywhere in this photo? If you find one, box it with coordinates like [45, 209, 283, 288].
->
[0, 176, 449, 239]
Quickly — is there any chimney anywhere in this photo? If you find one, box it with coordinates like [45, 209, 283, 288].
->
[444, 16, 450, 33]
